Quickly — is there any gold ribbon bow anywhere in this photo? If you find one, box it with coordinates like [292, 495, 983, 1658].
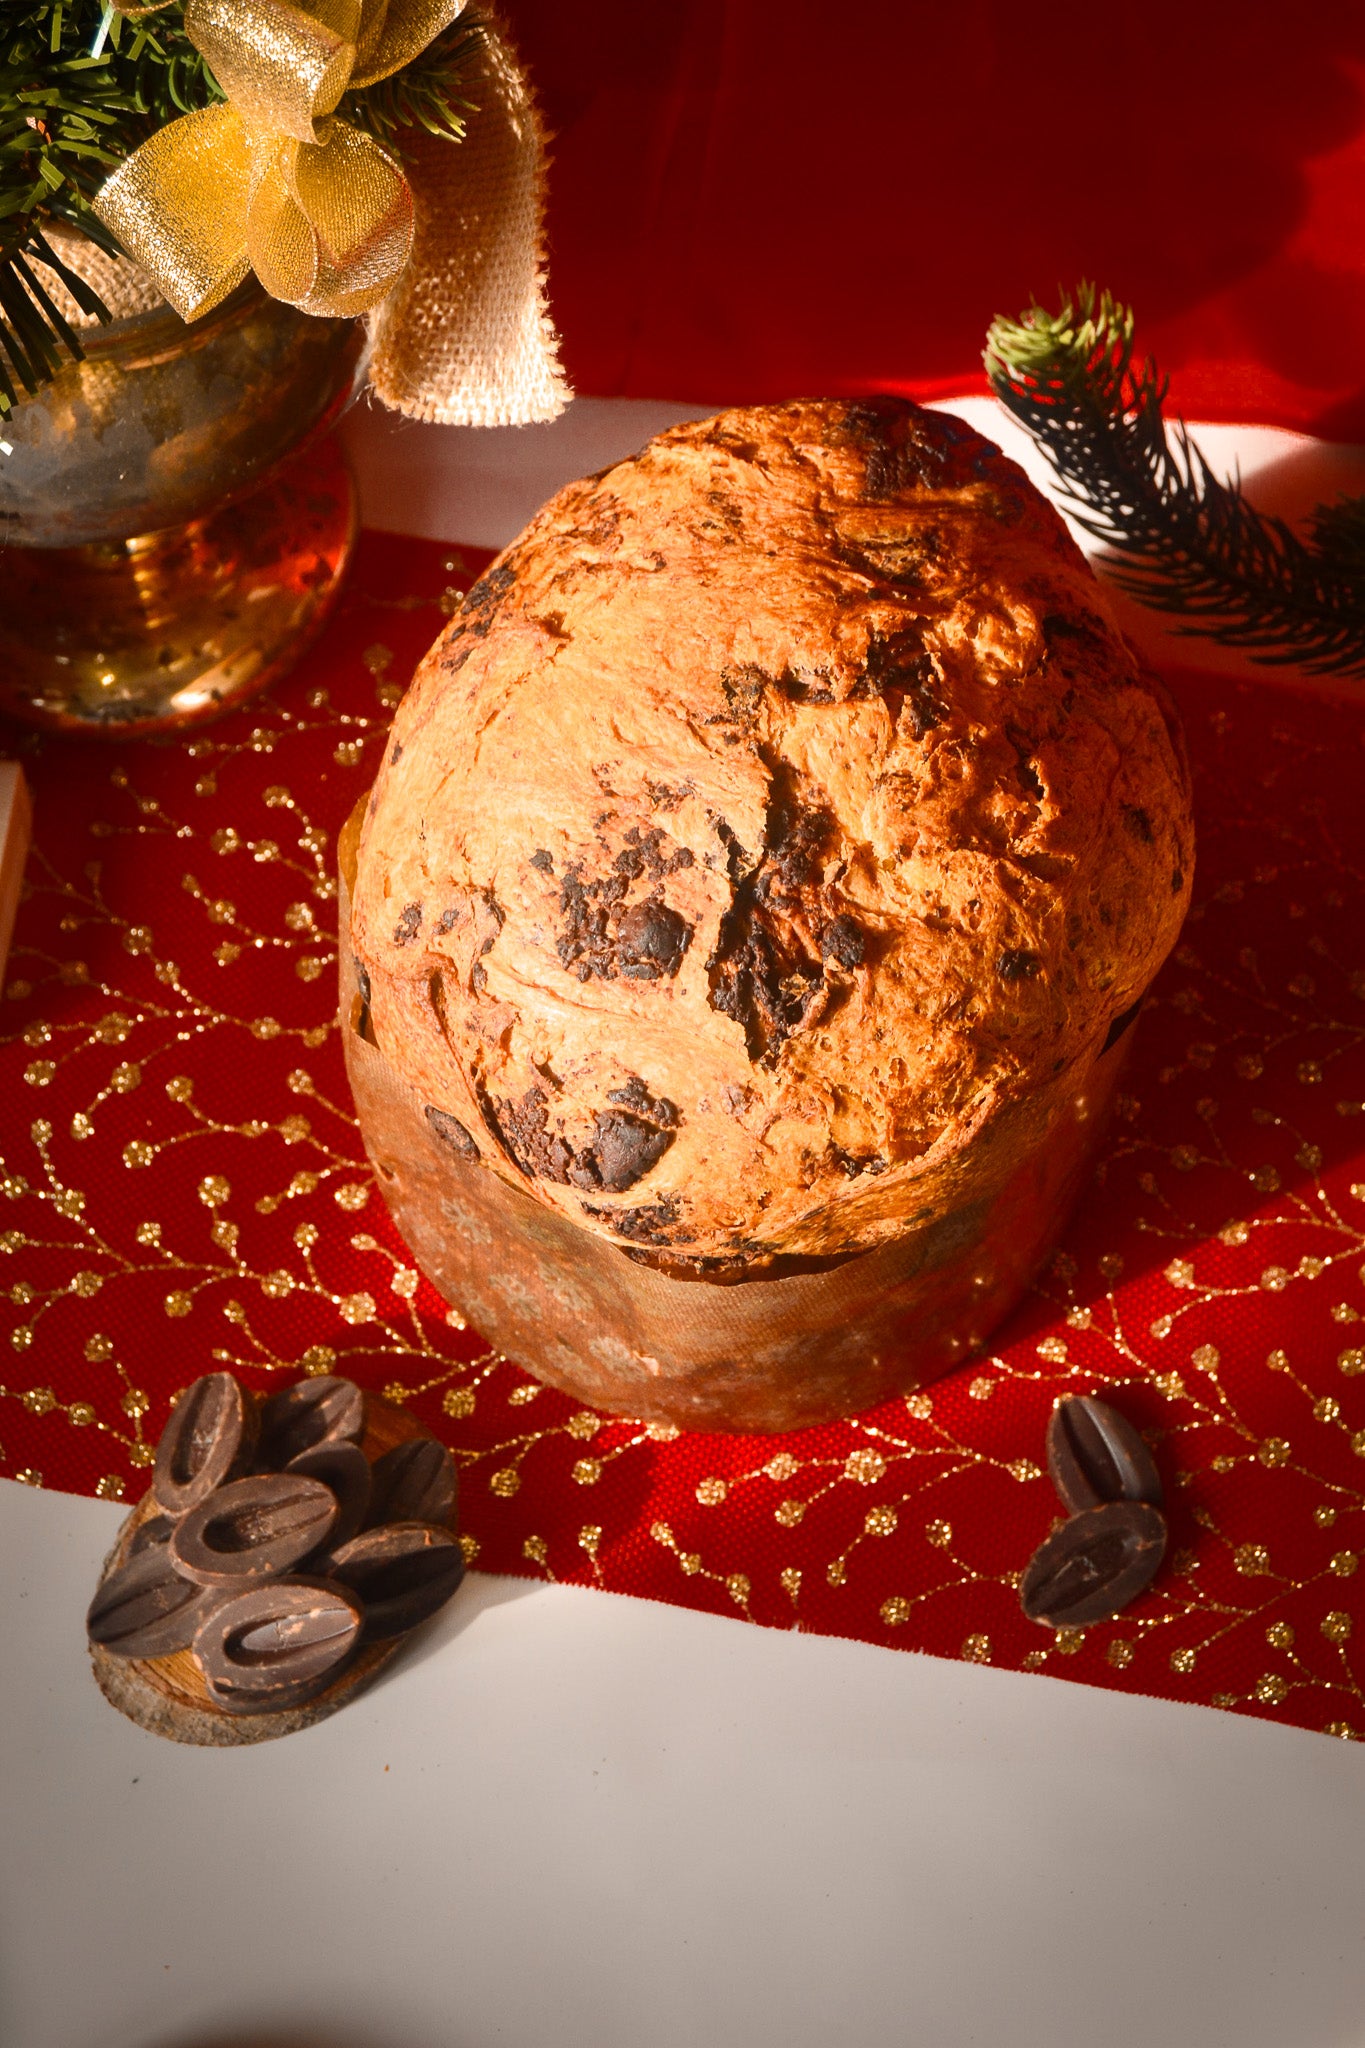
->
[95, 0, 463, 321]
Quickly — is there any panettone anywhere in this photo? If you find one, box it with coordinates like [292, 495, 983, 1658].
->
[351, 398, 1192, 1278]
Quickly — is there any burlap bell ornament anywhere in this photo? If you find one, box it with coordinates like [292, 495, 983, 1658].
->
[93, 0, 568, 425]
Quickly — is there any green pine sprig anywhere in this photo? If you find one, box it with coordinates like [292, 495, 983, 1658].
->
[984, 285, 1365, 679]
[0, 2, 481, 425]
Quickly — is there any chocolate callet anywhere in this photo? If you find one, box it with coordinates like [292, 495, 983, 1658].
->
[997, 949, 1042, 981]
[326, 1523, 465, 1642]
[194, 1578, 362, 1713]
[259, 1375, 365, 1466]
[1020, 1500, 1167, 1627]
[153, 1371, 258, 1517]
[87, 1543, 214, 1660]
[425, 1105, 480, 1158]
[820, 915, 865, 968]
[1047, 1395, 1163, 1514]
[615, 898, 691, 979]
[366, 1438, 457, 1530]
[485, 1082, 677, 1194]
[556, 827, 694, 983]
[287, 1440, 372, 1549]
[392, 902, 423, 947]
[706, 795, 843, 1063]
[169, 1473, 339, 1588]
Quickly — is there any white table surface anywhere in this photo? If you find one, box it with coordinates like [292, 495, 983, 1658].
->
[6, 397, 1365, 2048]
[5, 1480, 1365, 2048]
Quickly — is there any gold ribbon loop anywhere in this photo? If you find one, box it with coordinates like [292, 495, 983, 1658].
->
[96, 0, 461, 321]
[94, 102, 253, 323]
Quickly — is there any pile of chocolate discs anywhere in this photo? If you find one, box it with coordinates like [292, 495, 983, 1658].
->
[86, 1372, 464, 1716]
[1019, 1394, 1167, 1628]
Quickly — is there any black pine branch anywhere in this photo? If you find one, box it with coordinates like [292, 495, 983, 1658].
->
[984, 285, 1365, 678]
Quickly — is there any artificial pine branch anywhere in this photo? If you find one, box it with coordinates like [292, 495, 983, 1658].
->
[984, 285, 1365, 678]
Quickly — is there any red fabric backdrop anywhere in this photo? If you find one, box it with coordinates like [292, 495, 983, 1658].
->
[511, 0, 1365, 438]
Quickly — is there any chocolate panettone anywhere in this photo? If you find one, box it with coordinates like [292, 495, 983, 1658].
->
[351, 398, 1192, 1281]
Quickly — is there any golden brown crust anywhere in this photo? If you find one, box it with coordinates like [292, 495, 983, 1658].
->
[352, 399, 1193, 1262]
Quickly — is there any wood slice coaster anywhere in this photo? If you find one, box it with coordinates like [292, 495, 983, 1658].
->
[90, 1393, 454, 1746]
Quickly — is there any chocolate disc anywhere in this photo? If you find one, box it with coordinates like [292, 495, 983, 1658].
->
[326, 1522, 465, 1640]
[169, 1473, 339, 1588]
[87, 1544, 216, 1660]
[1020, 1500, 1167, 1628]
[152, 1372, 258, 1517]
[258, 1375, 365, 1467]
[365, 1438, 457, 1531]
[193, 1578, 362, 1714]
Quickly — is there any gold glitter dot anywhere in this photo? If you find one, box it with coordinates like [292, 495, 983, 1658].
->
[458, 1533, 480, 1564]
[135, 1220, 161, 1246]
[508, 1383, 541, 1406]
[489, 1467, 521, 1497]
[1330, 1551, 1359, 1577]
[163, 1290, 193, 1318]
[380, 1382, 408, 1405]
[14, 1469, 42, 1487]
[1021, 1649, 1048, 1670]
[1260, 1265, 1290, 1292]
[1324, 1721, 1358, 1739]
[334, 1182, 370, 1211]
[566, 1410, 600, 1441]
[961, 1634, 991, 1664]
[338, 1291, 375, 1324]
[84, 1333, 114, 1362]
[523, 1535, 548, 1564]
[72, 1270, 102, 1299]
[1266, 1620, 1295, 1650]
[1297, 1060, 1323, 1085]
[95, 1475, 126, 1501]
[389, 1267, 419, 1299]
[121, 1388, 149, 1417]
[129, 1443, 155, 1468]
[1054, 1628, 1084, 1655]
[865, 1505, 897, 1537]
[1170, 1647, 1197, 1675]
[1008, 1458, 1043, 1482]
[69, 1402, 95, 1426]
[879, 1595, 912, 1628]
[1255, 1672, 1290, 1705]
[696, 1477, 727, 1506]
[23, 1060, 54, 1087]
[1107, 1639, 1135, 1668]
[443, 1387, 476, 1418]
[1314, 1396, 1341, 1423]
[572, 1458, 602, 1486]
[10, 1281, 33, 1305]
[298, 1344, 335, 1375]
[679, 1552, 702, 1575]
[844, 1448, 886, 1485]
[726, 1574, 750, 1604]
[1258, 1437, 1291, 1467]
[1234, 1543, 1272, 1576]
[775, 1498, 805, 1527]
[334, 740, 365, 768]
[1036, 1335, 1069, 1362]
[22, 1387, 55, 1414]
[904, 1392, 932, 1419]
[10, 1326, 33, 1350]
[1191, 1344, 1220, 1370]
[1315, 1505, 1338, 1528]
[826, 1559, 847, 1586]
[645, 1421, 679, 1443]
[579, 1525, 602, 1555]
[123, 1140, 155, 1169]
[1321, 1610, 1353, 1643]
[1164, 1258, 1195, 1288]
[765, 1452, 799, 1480]
[968, 1374, 996, 1400]
[925, 1518, 952, 1548]
[198, 1175, 231, 1208]
[1339, 1348, 1365, 1376]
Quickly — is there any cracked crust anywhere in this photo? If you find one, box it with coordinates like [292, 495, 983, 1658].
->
[352, 398, 1193, 1262]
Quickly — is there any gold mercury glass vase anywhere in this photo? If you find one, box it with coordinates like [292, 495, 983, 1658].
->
[0, 275, 364, 737]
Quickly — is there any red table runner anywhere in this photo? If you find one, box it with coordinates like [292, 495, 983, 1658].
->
[4, 526, 1365, 1740]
